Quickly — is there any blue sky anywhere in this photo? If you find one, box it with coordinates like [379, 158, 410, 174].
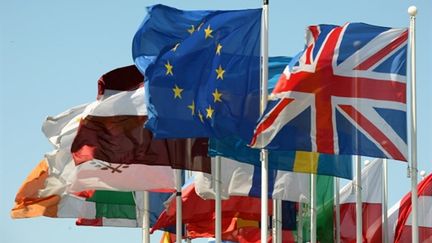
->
[1, 0, 431, 242]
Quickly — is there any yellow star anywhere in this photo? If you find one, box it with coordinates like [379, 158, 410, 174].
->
[204, 25, 213, 39]
[198, 111, 204, 123]
[187, 25, 195, 34]
[212, 89, 222, 103]
[215, 65, 225, 80]
[206, 105, 214, 119]
[216, 43, 223, 55]
[165, 61, 173, 76]
[172, 84, 183, 99]
[187, 101, 195, 115]
[172, 43, 180, 52]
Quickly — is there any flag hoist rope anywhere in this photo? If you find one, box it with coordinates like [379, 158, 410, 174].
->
[260, 0, 269, 242]
[408, 5, 418, 243]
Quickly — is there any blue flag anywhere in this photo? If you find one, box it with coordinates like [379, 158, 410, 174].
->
[132, 5, 262, 140]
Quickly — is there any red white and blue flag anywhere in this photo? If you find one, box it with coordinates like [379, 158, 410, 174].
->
[251, 23, 408, 161]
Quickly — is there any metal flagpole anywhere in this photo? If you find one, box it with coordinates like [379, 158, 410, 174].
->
[215, 156, 222, 243]
[277, 200, 282, 243]
[408, 5, 419, 243]
[260, 0, 269, 242]
[272, 199, 282, 243]
[355, 156, 362, 243]
[175, 169, 183, 243]
[335, 178, 341, 243]
[297, 202, 303, 243]
[142, 191, 150, 243]
[272, 202, 277, 243]
[310, 174, 317, 243]
[382, 159, 388, 243]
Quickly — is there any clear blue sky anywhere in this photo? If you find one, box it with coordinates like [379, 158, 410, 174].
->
[1, 0, 431, 242]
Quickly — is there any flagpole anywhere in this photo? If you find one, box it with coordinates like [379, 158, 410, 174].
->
[142, 191, 150, 243]
[335, 177, 341, 243]
[272, 202, 277, 243]
[215, 156, 222, 243]
[382, 159, 388, 243]
[355, 156, 362, 243]
[277, 199, 282, 243]
[260, 0, 269, 242]
[310, 174, 317, 243]
[297, 202, 303, 243]
[408, 5, 419, 243]
[175, 169, 183, 243]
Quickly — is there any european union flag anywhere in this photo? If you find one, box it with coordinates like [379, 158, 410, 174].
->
[132, 5, 262, 139]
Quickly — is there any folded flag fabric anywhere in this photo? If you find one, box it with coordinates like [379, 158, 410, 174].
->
[11, 158, 171, 228]
[42, 98, 177, 193]
[209, 137, 352, 179]
[302, 175, 335, 243]
[133, 4, 262, 140]
[151, 181, 282, 233]
[339, 158, 383, 242]
[251, 23, 408, 162]
[71, 65, 210, 173]
[194, 157, 309, 202]
[385, 173, 432, 242]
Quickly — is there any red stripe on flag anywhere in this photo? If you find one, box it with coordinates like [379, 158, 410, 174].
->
[354, 31, 408, 71]
[338, 105, 406, 160]
[76, 218, 103, 226]
[250, 98, 294, 147]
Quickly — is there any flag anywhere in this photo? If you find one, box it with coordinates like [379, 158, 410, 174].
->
[185, 202, 296, 242]
[151, 181, 280, 233]
[339, 159, 383, 242]
[10, 159, 169, 227]
[385, 174, 432, 242]
[194, 157, 309, 202]
[71, 65, 210, 174]
[251, 23, 408, 161]
[41, 98, 177, 193]
[133, 4, 262, 140]
[209, 137, 352, 179]
[43, 65, 213, 193]
[302, 175, 335, 243]
[76, 191, 171, 228]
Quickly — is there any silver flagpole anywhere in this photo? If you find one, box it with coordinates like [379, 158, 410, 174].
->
[277, 200, 282, 243]
[297, 202, 303, 243]
[355, 156, 362, 243]
[310, 174, 317, 243]
[382, 159, 388, 243]
[142, 191, 150, 243]
[335, 177, 341, 243]
[175, 169, 183, 243]
[215, 156, 222, 243]
[272, 202, 277, 243]
[408, 5, 419, 243]
[260, 0, 269, 242]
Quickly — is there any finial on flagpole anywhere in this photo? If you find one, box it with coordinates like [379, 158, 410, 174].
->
[420, 170, 426, 179]
[408, 6, 417, 17]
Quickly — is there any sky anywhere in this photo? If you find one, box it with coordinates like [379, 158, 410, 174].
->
[1, 0, 431, 242]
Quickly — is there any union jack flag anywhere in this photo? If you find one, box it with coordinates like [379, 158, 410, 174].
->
[251, 23, 408, 161]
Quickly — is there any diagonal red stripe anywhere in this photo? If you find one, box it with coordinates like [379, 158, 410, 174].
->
[338, 105, 406, 161]
[250, 98, 294, 146]
[354, 30, 408, 71]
